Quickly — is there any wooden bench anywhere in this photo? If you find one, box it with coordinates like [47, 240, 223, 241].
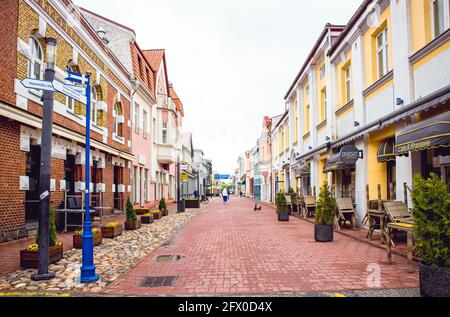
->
[335, 198, 358, 230]
[387, 222, 415, 273]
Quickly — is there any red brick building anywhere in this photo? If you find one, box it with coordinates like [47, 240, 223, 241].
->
[0, 0, 133, 242]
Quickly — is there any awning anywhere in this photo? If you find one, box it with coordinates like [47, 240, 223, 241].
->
[395, 111, 450, 155]
[323, 153, 355, 173]
[295, 163, 311, 177]
[377, 138, 396, 162]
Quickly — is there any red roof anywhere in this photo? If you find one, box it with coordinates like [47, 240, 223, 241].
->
[169, 84, 184, 116]
[142, 49, 165, 72]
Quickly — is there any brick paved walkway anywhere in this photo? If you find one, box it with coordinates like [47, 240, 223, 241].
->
[104, 197, 418, 296]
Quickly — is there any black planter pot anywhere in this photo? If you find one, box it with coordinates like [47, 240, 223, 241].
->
[277, 211, 289, 222]
[314, 224, 333, 242]
[419, 262, 450, 297]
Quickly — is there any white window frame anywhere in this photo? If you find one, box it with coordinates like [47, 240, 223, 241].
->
[113, 103, 121, 137]
[143, 109, 148, 137]
[431, 0, 450, 38]
[345, 65, 352, 103]
[134, 103, 140, 133]
[323, 88, 327, 120]
[162, 121, 168, 144]
[91, 86, 97, 125]
[319, 65, 326, 80]
[376, 28, 389, 79]
[28, 37, 43, 80]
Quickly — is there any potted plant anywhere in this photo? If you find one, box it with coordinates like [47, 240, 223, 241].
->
[314, 181, 336, 242]
[101, 221, 123, 238]
[411, 173, 450, 297]
[159, 197, 168, 216]
[141, 212, 155, 224]
[20, 207, 64, 269]
[276, 191, 289, 221]
[125, 196, 141, 230]
[288, 187, 298, 214]
[73, 227, 102, 249]
[134, 207, 149, 215]
[152, 209, 162, 220]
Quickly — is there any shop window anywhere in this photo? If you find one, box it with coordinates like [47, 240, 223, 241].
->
[376, 28, 389, 79]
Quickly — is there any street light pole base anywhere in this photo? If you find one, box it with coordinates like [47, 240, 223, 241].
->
[31, 272, 55, 281]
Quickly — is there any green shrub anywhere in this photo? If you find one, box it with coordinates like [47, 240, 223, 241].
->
[275, 191, 288, 213]
[315, 181, 336, 225]
[35, 207, 57, 247]
[126, 196, 137, 221]
[411, 173, 450, 268]
[159, 197, 167, 211]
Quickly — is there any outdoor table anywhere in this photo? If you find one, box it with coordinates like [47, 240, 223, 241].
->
[55, 209, 96, 232]
[367, 209, 386, 244]
[387, 222, 415, 273]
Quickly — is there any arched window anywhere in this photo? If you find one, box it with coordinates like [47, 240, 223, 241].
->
[91, 86, 97, 125]
[113, 100, 123, 137]
[29, 37, 43, 80]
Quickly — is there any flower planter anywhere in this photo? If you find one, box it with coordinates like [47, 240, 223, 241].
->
[314, 224, 334, 242]
[277, 211, 289, 222]
[161, 209, 169, 217]
[152, 212, 162, 220]
[73, 230, 102, 249]
[125, 218, 142, 230]
[141, 214, 154, 224]
[134, 208, 149, 216]
[20, 244, 64, 269]
[185, 199, 200, 209]
[419, 263, 450, 297]
[101, 224, 123, 238]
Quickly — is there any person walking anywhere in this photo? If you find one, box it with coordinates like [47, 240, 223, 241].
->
[222, 187, 229, 204]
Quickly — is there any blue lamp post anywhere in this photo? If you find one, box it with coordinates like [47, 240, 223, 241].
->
[80, 72, 99, 283]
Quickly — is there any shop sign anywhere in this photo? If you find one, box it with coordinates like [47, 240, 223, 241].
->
[340, 145, 363, 164]
[180, 173, 188, 181]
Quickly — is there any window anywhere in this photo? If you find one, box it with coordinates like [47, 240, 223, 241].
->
[305, 104, 310, 132]
[162, 121, 168, 143]
[134, 103, 140, 133]
[432, 0, 449, 38]
[321, 88, 327, 121]
[144, 169, 148, 201]
[319, 65, 326, 79]
[376, 28, 389, 78]
[113, 101, 123, 137]
[91, 86, 97, 125]
[67, 96, 75, 112]
[29, 37, 43, 80]
[305, 85, 310, 98]
[143, 110, 148, 136]
[345, 65, 352, 103]
[132, 166, 137, 203]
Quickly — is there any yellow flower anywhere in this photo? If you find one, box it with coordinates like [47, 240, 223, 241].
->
[27, 244, 39, 252]
[105, 221, 119, 228]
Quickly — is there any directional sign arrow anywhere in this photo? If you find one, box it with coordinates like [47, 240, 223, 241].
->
[65, 70, 89, 85]
[52, 81, 87, 104]
[21, 78, 56, 92]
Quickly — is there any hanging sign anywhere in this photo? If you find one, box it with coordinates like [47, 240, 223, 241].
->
[21, 78, 56, 92]
[339, 145, 363, 164]
[180, 173, 188, 181]
[52, 80, 87, 104]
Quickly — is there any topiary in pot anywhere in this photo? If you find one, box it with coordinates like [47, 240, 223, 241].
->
[159, 197, 168, 216]
[411, 173, 450, 297]
[276, 191, 289, 221]
[314, 181, 336, 242]
[125, 196, 141, 230]
[288, 187, 298, 214]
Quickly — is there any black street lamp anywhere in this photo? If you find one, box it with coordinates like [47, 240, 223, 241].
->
[31, 37, 57, 281]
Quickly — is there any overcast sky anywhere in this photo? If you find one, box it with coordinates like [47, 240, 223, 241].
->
[74, 0, 360, 174]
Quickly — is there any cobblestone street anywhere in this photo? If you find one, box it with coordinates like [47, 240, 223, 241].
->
[105, 197, 419, 296]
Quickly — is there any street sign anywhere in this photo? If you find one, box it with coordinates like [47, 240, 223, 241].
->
[52, 80, 87, 104]
[180, 164, 188, 171]
[214, 174, 230, 180]
[180, 173, 188, 181]
[21, 78, 56, 92]
[65, 69, 89, 85]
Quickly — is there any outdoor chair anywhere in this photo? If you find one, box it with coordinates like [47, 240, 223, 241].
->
[304, 196, 316, 218]
[285, 195, 292, 215]
[335, 198, 358, 230]
[383, 201, 414, 247]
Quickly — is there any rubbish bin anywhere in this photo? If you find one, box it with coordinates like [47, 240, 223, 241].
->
[178, 199, 185, 213]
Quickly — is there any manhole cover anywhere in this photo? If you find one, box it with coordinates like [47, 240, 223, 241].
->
[156, 255, 184, 262]
[140, 276, 178, 287]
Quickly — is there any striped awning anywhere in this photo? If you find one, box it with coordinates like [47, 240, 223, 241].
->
[295, 163, 311, 177]
[323, 153, 354, 173]
[395, 111, 450, 155]
[377, 138, 396, 162]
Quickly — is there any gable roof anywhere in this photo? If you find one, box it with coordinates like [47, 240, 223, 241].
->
[169, 83, 184, 116]
[143, 49, 165, 72]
